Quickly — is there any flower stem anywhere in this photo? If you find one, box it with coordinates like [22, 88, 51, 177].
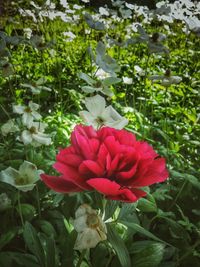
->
[76, 249, 87, 267]
[35, 185, 41, 219]
[17, 191, 24, 227]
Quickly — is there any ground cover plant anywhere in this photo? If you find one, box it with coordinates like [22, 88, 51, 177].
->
[0, 0, 200, 266]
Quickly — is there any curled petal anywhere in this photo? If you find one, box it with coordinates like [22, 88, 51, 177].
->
[87, 178, 138, 202]
[40, 174, 83, 193]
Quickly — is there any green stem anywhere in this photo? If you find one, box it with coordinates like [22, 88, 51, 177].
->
[17, 191, 24, 227]
[168, 180, 187, 210]
[76, 249, 87, 267]
[35, 185, 41, 219]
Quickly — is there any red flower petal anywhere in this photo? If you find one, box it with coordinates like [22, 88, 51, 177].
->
[79, 160, 104, 177]
[53, 162, 91, 190]
[87, 178, 138, 202]
[132, 158, 168, 187]
[40, 174, 83, 193]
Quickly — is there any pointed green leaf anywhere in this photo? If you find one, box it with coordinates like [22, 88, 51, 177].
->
[107, 224, 131, 267]
[23, 222, 46, 267]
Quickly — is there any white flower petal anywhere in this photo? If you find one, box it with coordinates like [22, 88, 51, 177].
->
[79, 111, 96, 125]
[13, 105, 25, 114]
[1, 119, 19, 136]
[73, 215, 88, 233]
[75, 204, 94, 218]
[122, 76, 133, 84]
[22, 113, 34, 127]
[102, 106, 128, 129]
[170, 76, 182, 84]
[74, 228, 102, 250]
[106, 118, 129, 129]
[32, 133, 51, 146]
[19, 161, 40, 183]
[85, 95, 106, 116]
[21, 130, 33, 145]
[28, 101, 40, 111]
[16, 183, 36, 192]
[32, 111, 42, 120]
[0, 167, 19, 186]
[105, 106, 123, 121]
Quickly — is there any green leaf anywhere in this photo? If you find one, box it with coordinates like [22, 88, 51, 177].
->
[104, 200, 118, 221]
[107, 224, 131, 267]
[37, 220, 57, 238]
[0, 229, 17, 250]
[170, 170, 200, 190]
[131, 241, 165, 267]
[23, 222, 46, 267]
[0, 252, 39, 267]
[120, 221, 169, 246]
[137, 196, 157, 213]
[118, 203, 136, 220]
[44, 236, 56, 267]
[16, 204, 36, 221]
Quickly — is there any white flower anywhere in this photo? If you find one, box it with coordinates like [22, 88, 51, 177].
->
[134, 65, 145, 76]
[20, 122, 51, 146]
[0, 161, 43, 192]
[0, 193, 11, 211]
[73, 204, 107, 250]
[99, 7, 109, 16]
[149, 70, 182, 86]
[125, 3, 135, 10]
[21, 78, 52, 95]
[95, 68, 111, 80]
[1, 119, 19, 136]
[13, 101, 42, 127]
[23, 28, 32, 39]
[63, 31, 76, 42]
[79, 95, 128, 129]
[122, 76, 133, 84]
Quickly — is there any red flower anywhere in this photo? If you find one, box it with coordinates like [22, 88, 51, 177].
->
[41, 125, 168, 202]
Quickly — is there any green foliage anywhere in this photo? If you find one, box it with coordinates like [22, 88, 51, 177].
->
[0, 0, 199, 266]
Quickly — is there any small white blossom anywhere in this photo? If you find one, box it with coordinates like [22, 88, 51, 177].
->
[79, 94, 128, 129]
[134, 65, 145, 76]
[73, 204, 107, 250]
[0, 161, 43, 192]
[23, 28, 32, 39]
[149, 70, 182, 86]
[1, 119, 19, 136]
[95, 68, 111, 80]
[63, 31, 76, 42]
[99, 7, 109, 16]
[21, 78, 51, 95]
[13, 101, 42, 127]
[123, 76, 133, 84]
[20, 122, 51, 146]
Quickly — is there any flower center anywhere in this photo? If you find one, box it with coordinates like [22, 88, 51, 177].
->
[95, 116, 105, 125]
[15, 175, 30, 185]
[94, 81, 102, 88]
[86, 214, 99, 229]
[29, 126, 37, 134]
[165, 69, 171, 77]
[24, 107, 32, 113]
[151, 32, 159, 43]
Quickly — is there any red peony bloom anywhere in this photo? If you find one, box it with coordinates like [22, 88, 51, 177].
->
[41, 125, 168, 202]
